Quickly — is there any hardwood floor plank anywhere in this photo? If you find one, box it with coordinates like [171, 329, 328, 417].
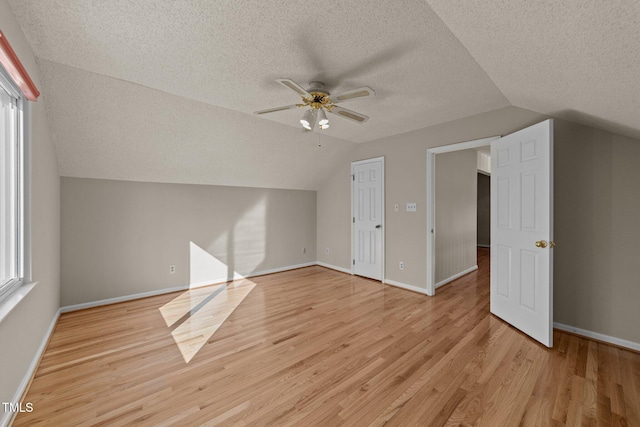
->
[621, 348, 640, 426]
[14, 249, 640, 426]
[521, 343, 563, 426]
[581, 340, 599, 424]
[552, 335, 581, 423]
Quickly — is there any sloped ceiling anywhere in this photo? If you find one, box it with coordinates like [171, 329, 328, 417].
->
[6, 0, 640, 189]
[426, 0, 640, 140]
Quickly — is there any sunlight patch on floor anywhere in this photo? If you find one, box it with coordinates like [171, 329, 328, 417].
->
[158, 284, 227, 327]
[159, 280, 256, 363]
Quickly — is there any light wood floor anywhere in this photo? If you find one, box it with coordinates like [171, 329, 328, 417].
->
[16, 249, 640, 426]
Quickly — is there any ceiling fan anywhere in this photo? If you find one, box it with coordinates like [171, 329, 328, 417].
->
[254, 79, 375, 131]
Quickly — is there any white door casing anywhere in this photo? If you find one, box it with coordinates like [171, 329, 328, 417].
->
[426, 136, 500, 296]
[491, 119, 554, 347]
[352, 157, 384, 281]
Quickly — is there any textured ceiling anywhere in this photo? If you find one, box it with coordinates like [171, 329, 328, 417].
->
[37, 59, 355, 190]
[6, 0, 640, 189]
[426, 0, 640, 140]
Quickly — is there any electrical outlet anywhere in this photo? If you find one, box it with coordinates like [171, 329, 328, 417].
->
[169, 265, 176, 274]
[325, 248, 330, 254]
[399, 261, 404, 270]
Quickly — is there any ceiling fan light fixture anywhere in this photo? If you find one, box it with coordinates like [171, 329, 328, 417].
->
[319, 123, 329, 130]
[300, 109, 313, 128]
[317, 108, 329, 126]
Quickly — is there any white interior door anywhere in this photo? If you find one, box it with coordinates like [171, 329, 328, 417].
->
[491, 119, 554, 347]
[352, 158, 384, 281]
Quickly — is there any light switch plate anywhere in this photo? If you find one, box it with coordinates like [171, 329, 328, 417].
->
[406, 203, 417, 212]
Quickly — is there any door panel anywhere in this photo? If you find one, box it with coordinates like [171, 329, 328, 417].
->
[352, 159, 383, 281]
[491, 119, 553, 347]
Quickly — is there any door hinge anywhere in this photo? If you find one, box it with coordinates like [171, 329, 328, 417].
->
[353, 217, 355, 223]
[352, 174, 355, 181]
[353, 259, 355, 265]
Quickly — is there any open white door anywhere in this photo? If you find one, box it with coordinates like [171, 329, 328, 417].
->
[491, 119, 554, 347]
[352, 157, 384, 281]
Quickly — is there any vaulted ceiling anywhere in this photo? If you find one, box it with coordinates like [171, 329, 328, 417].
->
[7, 0, 640, 190]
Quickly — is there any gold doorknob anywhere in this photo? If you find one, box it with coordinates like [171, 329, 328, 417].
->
[550, 241, 556, 248]
[535, 240, 548, 248]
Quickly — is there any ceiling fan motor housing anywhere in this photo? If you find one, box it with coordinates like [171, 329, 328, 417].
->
[307, 81, 330, 96]
[305, 82, 333, 110]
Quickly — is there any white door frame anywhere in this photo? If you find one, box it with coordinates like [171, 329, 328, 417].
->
[426, 137, 500, 296]
[351, 156, 385, 282]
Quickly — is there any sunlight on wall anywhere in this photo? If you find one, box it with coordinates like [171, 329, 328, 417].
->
[190, 195, 267, 285]
[189, 241, 236, 286]
[159, 280, 255, 363]
[232, 195, 267, 274]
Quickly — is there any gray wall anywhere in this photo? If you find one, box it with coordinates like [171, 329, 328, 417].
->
[317, 106, 546, 285]
[316, 105, 640, 344]
[554, 120, 640, 343]
[316, 162, 352, 268]
[61, 178, 316, 306]
[477, 173, 491, 246]
[0, 0, 60, 410]
[435, 150, 477, 284]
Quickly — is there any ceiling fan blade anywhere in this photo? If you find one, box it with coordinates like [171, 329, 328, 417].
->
[254, 104, 299, 115]
[328, 106, 369, 124]
[276, 78, 311, 98]
[330, 86, 375, 103]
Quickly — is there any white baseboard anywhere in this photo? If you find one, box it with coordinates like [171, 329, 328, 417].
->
[60, 285, 188, 313]
[384, 278, 428, 295]
[187, 262, 317, 289]
[1, 308, 61, 427]
[60, 262, 317, 313]
[553, 322, 640, 352]
[253, 262, 316, 276]
[316, 261, 352, 275]
[435, 265, 478, 289]
[315, 263, 429, 296]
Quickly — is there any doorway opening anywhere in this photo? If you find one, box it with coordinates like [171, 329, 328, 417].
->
[426, 137, 499, 296]
[427, 120, 554, 347]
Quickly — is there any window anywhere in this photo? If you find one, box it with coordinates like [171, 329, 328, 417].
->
[0, 65, 26, 305]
